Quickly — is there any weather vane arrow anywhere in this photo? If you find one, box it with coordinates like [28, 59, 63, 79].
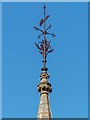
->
[33, 3, 56, 71]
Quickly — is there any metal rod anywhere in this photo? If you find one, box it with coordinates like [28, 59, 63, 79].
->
[43, 2, 46, 68]
[34, 2, 55, 71]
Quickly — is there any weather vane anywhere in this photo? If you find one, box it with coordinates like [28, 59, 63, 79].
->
[33, 3, 56, 71]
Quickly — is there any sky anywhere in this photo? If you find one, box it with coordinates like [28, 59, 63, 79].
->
[0, 2, 2, 120]
[2, 2, 88, 118]
[1, 0, 90, 2]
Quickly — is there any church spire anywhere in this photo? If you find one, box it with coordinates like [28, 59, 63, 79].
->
[33, 3, 56, 119]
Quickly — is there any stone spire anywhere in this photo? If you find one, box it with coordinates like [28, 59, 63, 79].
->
[37, 71, 52, 118]
[33, 3, 56, 119]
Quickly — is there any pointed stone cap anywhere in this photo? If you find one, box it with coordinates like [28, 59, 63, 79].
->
[37, 93, 52, 118]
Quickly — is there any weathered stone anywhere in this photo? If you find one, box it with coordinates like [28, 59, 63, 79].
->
[37, 72, 52, 119]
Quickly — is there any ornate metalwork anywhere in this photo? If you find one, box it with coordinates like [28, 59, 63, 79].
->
[33, 3, 56, 71]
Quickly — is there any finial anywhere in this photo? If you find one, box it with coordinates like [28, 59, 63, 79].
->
[44, 2, 46, 9]
[33, 3, 56, 72]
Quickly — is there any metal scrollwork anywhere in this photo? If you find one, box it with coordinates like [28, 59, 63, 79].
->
[34, 3, 56, 70]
